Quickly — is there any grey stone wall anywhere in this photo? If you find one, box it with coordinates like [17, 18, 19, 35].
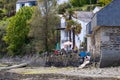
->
[100, 26, 120, 67]
[91, 28, 101, 63]
[91, 26, 120, 67]
[94, 29, 101, 62]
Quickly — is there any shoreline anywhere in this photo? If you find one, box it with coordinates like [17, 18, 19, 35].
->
[0, 67, 120, 80]
[0, 71, 120, 80]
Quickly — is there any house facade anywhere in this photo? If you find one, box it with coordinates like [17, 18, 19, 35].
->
[72, 11, 94, 50]
[60, 16, 67, 49]
[60, 11, 93, 50]
[87, 0, 120, 67]
[16, 0, 37, 12]
[16, 0, 69, 12]
[57, 0, 69, 5]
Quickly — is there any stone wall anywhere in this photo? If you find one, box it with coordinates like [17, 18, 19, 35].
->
[94, 28, 101, 62]
[91, 27, 101, 64]
[100, 26, 120, 67]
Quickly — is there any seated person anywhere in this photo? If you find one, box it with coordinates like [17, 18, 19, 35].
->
[73, 46, 78, 53]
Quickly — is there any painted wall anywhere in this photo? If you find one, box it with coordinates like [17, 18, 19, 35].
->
[60, 17, 69, 49]
[72, 17, 88, 49]
[16, 1, 36, 12]
[57, 0, 69, 5]
[60, 16, 88, 50]
[16, 3, 22, 12]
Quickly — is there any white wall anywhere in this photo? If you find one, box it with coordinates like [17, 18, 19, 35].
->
[16, 2, 31, 12]
[57, 0, 69, 5]
[25, 2, 30, 6]
[60, 16, 69, 49]
[16, 3, 21, 12]
[60, 16, 88, 50]
[72, 17, 88, 49]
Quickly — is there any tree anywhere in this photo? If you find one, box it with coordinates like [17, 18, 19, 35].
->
[57, 3, 71, 14]
[0, 0, 17, 17]
[63, 7, 82, 49]
[3, 6, 33, 55]
[66, 20, 81, 49]
[99, 0, 112, 6]
[70, 0, 90, 7]
[29, 0, 60, 52]
[65, 9, 74, 42]
[0, 18, 8, 56]
[70, 0, 99, 7]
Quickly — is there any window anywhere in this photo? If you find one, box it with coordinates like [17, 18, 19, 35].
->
[21, 4, 25, 7]
[30, 1, 36, 6]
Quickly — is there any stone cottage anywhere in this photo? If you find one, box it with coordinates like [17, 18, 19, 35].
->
[86, 7, 102, 55]
[87, 0, 120, 67]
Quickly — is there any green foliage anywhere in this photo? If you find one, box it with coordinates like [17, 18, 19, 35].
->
[0, 17, 9, 28]
[58, 0, 101, 13]
[29, 1, 60, 52]
[57, 3, 71, 14]
[0, 9, 3, 13]
[0, 0, 17, 19]
[0, 18, 8, 55]
[99, 0, 112, 6]
[66, 20, 82, 34]
[0, 9, 3, 19]
[75, 24, 82, 34]
[70, 0, 83, 7]
[90, 0, 98, 4]
[70, 0, 98, 7]
[3, 6, 33, 55]
[70, 0, 91, 7]
[66, 20, 76, 30]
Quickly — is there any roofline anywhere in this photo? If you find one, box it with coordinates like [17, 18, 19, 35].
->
[16, 0, 36, 3]
[91, 0, 113, 20]
[74, 11, 93, 13]
[86, 21, 91, 26]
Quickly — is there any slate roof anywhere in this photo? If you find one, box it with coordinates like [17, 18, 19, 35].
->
[75, 11, 94, 22]
[17, 0, 36, 3]
[91, 0, 120, 28]
[86, 21, 92, 35]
